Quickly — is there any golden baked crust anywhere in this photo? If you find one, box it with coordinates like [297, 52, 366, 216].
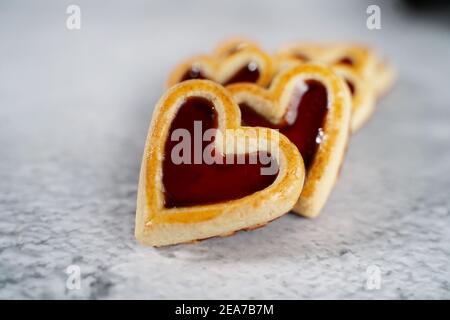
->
[276, 42, 330, 64]
[227, 64, 352, 217]
[326, 43, 378, 80]
[332, 65, 376, 132]
[372, 60, 396, 97]
[166, 46, 274, 88]
[136, 80, 305, 246]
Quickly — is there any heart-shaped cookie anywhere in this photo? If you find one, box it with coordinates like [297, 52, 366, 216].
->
[273, 56, 375, 132]
[136, 80, 305, 246]
[166, 46, 274, 88]
[277, 43, 377, 78]
[332, 65, 376, 132]
[326, 44, 396, 97]
[213, 37, 260, 59]
[275, 47, 380, 132]
[227, 64, 352, 217]
[276, 42, 395, 98]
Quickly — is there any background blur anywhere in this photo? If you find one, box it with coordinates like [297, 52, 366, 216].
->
[1, 0, 449, 299]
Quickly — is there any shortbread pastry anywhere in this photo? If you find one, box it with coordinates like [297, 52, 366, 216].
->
[276, 42, 395, 98]
[372, 60, 396, 97]
[227, 64, 352, 217]
[276, 42, 330, 64]
[332, 65, 376, 132]
[213, 37, 260, 59]
[167, 46, 274, 88]
[327, 44, 396, 97]
[136, 80, 305, 246]
[277, 43, 376, 78]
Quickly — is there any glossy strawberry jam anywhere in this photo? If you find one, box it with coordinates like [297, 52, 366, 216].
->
[180, 67, 209, 82]
[240, 80, 328, 169]
[162, 97, 278, 208]
[223, 62, 260, 85]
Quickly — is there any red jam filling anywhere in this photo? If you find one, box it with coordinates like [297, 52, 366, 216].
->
[336, 57, 354, 66]
[294, 53, 310, 61]
[162, 97, 278, 208]
[180, 67, 209, 82]
[345, 79, 355, 96]
[223, 62, 260, 85]
[240, 80, 328, 169]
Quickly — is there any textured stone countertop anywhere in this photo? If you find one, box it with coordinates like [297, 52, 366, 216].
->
[1, 1, 449, 299]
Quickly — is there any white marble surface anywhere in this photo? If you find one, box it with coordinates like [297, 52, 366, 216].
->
[1, 0, 450, 299]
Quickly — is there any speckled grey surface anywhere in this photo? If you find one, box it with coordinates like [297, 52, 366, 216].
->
[1, 0, 449, 299]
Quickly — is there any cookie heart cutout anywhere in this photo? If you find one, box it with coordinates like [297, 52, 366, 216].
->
[136, 80, 304, 246]
[167, 46, 274, 88]
[227, 64, 352, 217]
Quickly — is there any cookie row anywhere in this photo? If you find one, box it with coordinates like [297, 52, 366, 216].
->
[135, 38, 395, 246]
[167, 37, 395, 131]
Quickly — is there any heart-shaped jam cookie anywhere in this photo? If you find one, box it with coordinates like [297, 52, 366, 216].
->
[277, 43, 377, 79]
[136, 80, 305, 246]
[227, 64, 352, 217]
[277, 42, 395, 98]
[167, 46, 274, 88]
[275, 60, 375, 132]
[275, 45, 381, 131]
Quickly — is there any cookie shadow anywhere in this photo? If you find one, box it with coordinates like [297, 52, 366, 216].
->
[154, 213, 315, 262]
